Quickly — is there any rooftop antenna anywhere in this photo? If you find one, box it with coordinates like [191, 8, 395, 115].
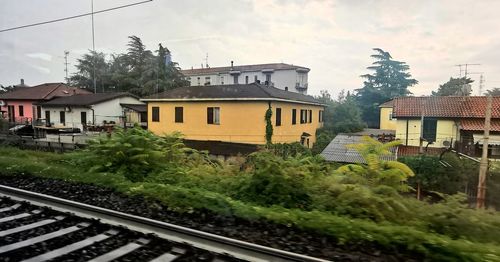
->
[63, 50, 70, 84]
[204, 53, 209, 68]
[455, 63, 481, 95]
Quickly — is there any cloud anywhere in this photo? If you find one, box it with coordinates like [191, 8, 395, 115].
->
[25, 53, 52, 61]
[30, 65, 51, 74]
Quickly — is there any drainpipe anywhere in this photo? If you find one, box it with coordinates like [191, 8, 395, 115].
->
[405, 119, 409, 146]
[91, 108, 95, 126]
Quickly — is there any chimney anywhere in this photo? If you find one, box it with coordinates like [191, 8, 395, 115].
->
[20, 79, 24, 86]
[231, 61, 234, 69]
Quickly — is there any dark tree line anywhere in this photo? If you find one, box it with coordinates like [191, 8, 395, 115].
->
[69, 35, 188, 96]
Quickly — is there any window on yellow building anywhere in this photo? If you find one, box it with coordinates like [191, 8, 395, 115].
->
[152, 107, 160, 122]
[276, 108, 281, 126]
[300, 109, 307, 124]
[292, 109, 297, 125]
[175, 107, 183, 123]
[308, 110, 312, 123]
[423, 118, 437, 143]
[319, 110, 324, 122]
[207, 107, 220, 124]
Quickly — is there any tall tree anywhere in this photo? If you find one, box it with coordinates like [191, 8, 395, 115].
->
[356, 48, 418, 127]
[69, 51, 111, 92]
[69, 35, 188, 96]
[431, 77, 473, 96]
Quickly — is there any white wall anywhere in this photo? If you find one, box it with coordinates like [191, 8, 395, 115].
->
[41, 96, 144, 130]
[186, 69, 309, 94]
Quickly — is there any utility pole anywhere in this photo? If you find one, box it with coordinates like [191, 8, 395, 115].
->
[91, 0, 97, 94]
[477, 95, 492, 209]
[63, 51, 70, 84]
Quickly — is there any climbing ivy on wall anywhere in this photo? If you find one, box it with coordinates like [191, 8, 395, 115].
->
[265, 106, 273, 144]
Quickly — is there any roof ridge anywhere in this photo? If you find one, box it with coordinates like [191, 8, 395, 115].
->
[42, 82, 64, 99]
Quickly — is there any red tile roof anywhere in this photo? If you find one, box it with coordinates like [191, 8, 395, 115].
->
[397, 145, 444, 157]
[460, 119, 500, 132]
[379, 100, 394, 107]
[180, 63, 309, 76]
[0, 83, 91, 100]
[393, 96, 500, 118]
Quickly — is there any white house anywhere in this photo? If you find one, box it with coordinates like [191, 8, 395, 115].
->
[37, 92, 145, 130]
[180, 62, 310, 94]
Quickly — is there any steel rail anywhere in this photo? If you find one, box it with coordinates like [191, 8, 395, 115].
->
[0, 185, 330, 262]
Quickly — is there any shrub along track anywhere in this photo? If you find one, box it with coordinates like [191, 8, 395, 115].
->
[0, 175, 418, 261]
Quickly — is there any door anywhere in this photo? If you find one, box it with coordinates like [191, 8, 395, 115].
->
[59, 111, 65, 126]
[45, 111, 51, 126]
[7, 105, 14, 123]
[81, 112, 87, 126]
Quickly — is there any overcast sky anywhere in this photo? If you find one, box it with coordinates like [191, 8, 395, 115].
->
[1, 0, 500, 96]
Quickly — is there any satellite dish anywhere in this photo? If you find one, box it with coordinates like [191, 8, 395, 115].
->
[0, 100, 5, 107]
[443, 140, 451, 147]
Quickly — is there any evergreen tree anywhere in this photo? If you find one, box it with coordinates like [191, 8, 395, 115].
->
[356, 48, 417, 127]
[431, 77, 473, 96]
[69, 36, 188, 96]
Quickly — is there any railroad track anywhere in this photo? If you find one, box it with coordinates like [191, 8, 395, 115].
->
[0, 185, 330, 262]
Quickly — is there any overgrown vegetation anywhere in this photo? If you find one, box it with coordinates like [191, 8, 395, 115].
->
[1, 127, 500, 260]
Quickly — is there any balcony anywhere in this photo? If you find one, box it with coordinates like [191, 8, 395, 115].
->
[295, 82, 308, 91]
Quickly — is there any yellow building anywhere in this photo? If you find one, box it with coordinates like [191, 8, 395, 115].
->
[388, 97, 500, 157]
[142, 83, 325, 148]
[379, 100, 396, 130]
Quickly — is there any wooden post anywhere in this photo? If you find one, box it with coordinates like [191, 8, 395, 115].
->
[477, 95, 492, 209]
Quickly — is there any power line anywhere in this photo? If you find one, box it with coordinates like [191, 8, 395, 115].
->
[0, 0, 153, 33]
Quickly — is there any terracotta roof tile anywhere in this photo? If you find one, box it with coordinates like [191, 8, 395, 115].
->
[0, 83, 90, 100]
[460, 119, 500, 132]
[393, 96, 500, 118]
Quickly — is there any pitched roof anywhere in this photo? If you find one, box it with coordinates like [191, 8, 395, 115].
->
[379, 100, 394, 108]
[320, 134, 397, 163]
[141, 83, 323, 105]
[38, 92, 138, 107]
[393, 96, 500, 118]
[460, 119, 500, 132]
[0, 83, 90, 100]
[180, 63, 310, 76]
[121, 103, 147, 112]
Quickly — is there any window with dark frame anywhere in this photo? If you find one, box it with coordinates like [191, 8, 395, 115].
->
[152, 107, 160, 122]
[300, 109, 307, 124]
[292, 109, 297, 125]
[207, 107, 220, 124]
[45, 111, 50, 124]
[18, 105, 24, 117]
[245, 75, 249, 84]
[422, 117, 437, 143]
[175, 107, 183, 123]
[309, 110, 312, 123]
[276, 108, 281, 126]
[36, 106, 41, 119]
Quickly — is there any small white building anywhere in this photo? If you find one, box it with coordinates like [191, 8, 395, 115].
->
[37, 93, 145, 130]
[180, 62, 310, 94]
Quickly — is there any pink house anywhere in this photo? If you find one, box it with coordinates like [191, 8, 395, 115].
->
[0, 83, 91, 124]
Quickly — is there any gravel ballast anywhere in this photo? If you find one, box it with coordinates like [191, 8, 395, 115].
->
[0, 175, 418, 261]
